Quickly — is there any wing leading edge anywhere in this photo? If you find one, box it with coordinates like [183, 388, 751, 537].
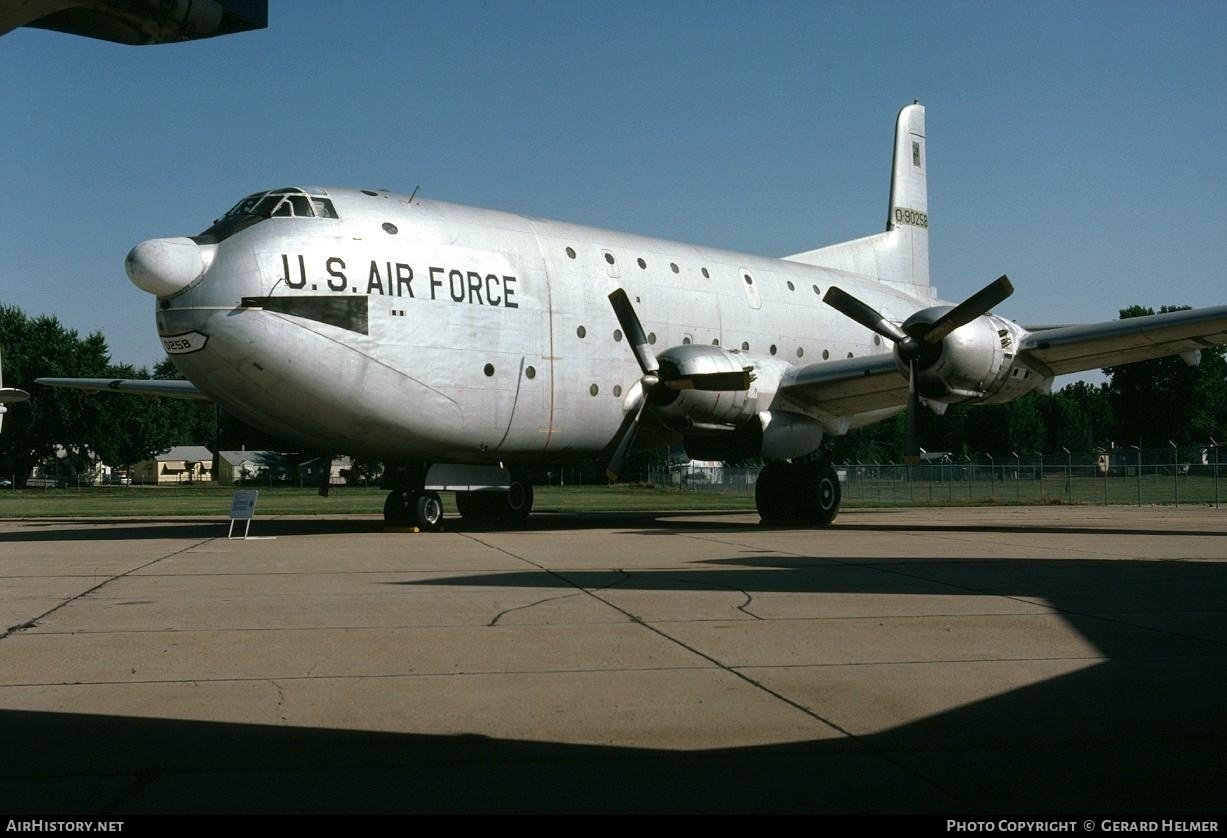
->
[35, 378, 210, 401]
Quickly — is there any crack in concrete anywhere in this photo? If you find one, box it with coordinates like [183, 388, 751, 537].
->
[0, 537, 217, 641]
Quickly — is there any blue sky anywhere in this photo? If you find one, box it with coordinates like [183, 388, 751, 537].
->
[2, 1, 1224, 376]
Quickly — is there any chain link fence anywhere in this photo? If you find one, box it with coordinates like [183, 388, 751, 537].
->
[647, 448, 1227, 508]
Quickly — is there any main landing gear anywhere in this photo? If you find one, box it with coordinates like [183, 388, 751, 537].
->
[755, 458, 841, 526]
[381, 466, 535, 531]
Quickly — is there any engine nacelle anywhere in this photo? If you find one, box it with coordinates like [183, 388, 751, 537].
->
[684, 410, 826, 461]
[900, 311, 1048, 405]
[651, 344, 789, 429]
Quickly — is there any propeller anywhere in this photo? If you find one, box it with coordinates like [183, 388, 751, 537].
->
[823, 275, 1013, 464]
[604, 289, 754, 480]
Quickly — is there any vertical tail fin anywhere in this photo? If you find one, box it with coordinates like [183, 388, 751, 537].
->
[886, 102, 929, 292]
[783, 102, 933, 299]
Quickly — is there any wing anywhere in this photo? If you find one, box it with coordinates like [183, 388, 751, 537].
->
[36, 378, 210, 401]
[773, 353, 906, 416]
[773, 304, 1227, 421]
[1017, 305, 1227, 375]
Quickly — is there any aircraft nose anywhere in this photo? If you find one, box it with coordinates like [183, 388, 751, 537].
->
[125, 237, 205, 297]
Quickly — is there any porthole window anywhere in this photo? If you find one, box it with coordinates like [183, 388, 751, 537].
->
[604, 252, 615, 265]
[613, 384, 623, 397]
[589, 383, 599, 396]
[786, 280, 795, 291]
[741, 341, 750, 351]
[769, 344, 778, 356]
[647, 332, 656, 344]
[670, 262, 679, 274]
[361, 189, 379, 197]
[577, 325, 587, 338]
[796, 347, 804, 358]
[812, 285, 821, 296]
[382, 222, 398, 235]
[525, 366, 536, 380]
[613, 329, 623, 342]
[712, 338, 720, 347]
[701, 267, 710, 278]
[873, 335, 881, 346]
[565, 246, 576, 259]
[483, 363, 495, 377]
[822, 349, 830, 360]
[637, 257, 647, 269]
[743, 273, 754, 285]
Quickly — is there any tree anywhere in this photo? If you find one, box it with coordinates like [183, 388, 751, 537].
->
[0, 305, 111, 486]
[1105, 305, 1227, 448]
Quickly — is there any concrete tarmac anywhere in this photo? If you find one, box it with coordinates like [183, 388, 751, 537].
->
[1, 506, 1225, 814]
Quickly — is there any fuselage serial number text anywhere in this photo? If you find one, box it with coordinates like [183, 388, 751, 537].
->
[278, 253, 519, 308]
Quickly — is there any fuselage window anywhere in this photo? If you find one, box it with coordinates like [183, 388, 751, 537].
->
[823, 349, 830, 360]
[382, 222, 398, 235]
[647, 332, 656, 344]
[589, 383, 599, 396]
[613, 384, 623, 397]
[769, 344, 778, 355]
[796, 347, 804, 358]
[741, 341, 750, 351]
[525, 366, 536, 380]
[613, 329, 623, 342]
[712, 338, 720, 346]
[604, 252, 616, 265]
[566, 247, 576, 259]
[483, 364, 495, 377]
[637, 257, 647, 269]
[701, 267, 710, 278]
[577, 325, 587, 338]
[787, 281, 795, 291]
[670, 262, 680, 274]
[812, 285, 821, 296]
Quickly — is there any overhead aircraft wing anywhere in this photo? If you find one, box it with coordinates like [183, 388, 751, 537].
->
[773, 353, 907, 416]
[1016, 305, 1227, 375]
[36, 378, 211, 401]
[773, 304, 1227, 421]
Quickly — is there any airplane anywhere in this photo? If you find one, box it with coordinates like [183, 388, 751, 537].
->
[38, 103, 1227, 531]
[0, 347, 31, 433]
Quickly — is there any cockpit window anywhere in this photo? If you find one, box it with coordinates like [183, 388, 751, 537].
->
[193, 187, 339, 244]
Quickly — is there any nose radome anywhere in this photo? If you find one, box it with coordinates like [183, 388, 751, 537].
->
[125, 237, 205, 297]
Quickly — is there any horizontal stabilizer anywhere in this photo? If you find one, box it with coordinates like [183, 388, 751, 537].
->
[36, 378, 210, 401]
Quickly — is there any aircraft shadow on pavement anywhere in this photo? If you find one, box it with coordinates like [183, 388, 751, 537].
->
[5, 508, 1225, 542]
[1, 644, 1223, 814]
[3, 554, 1224, 814]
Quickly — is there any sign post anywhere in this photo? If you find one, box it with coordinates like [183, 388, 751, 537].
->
[228, 489, 259, 539]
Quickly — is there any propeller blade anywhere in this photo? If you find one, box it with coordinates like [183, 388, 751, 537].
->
[608, 289, 659, 376]
[921, 275, 1013, 344]
[661, 368, 755, 392]
[605, 396, 650, 482]
[903, 362, 921, 465]
[823, 286, 912, 346]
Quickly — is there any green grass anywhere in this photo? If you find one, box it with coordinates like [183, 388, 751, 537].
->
[0, 483, 756, 519]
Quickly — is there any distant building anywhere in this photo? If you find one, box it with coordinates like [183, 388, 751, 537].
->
[298, 456, 354, 487]
[133, 446, 213, 485]
[216, 450, 286, 484]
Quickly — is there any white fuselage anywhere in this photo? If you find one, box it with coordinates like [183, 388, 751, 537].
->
[157, 187, 928, 461]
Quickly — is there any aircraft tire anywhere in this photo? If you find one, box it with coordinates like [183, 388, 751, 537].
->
[501, 479, 533, 524]
[805, 461, 841, 526]
[383, 488, 415, 527]
[415, 491, 445, 532]
[755, 461, 801, 524]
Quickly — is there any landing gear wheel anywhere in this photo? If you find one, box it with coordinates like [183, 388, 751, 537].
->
[804, 461, 841, 526]
[415, 491, 444, 532]
[503, 478, 534, 524]
[756, 461, 800, 524]
[383, 488, 415, 527]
